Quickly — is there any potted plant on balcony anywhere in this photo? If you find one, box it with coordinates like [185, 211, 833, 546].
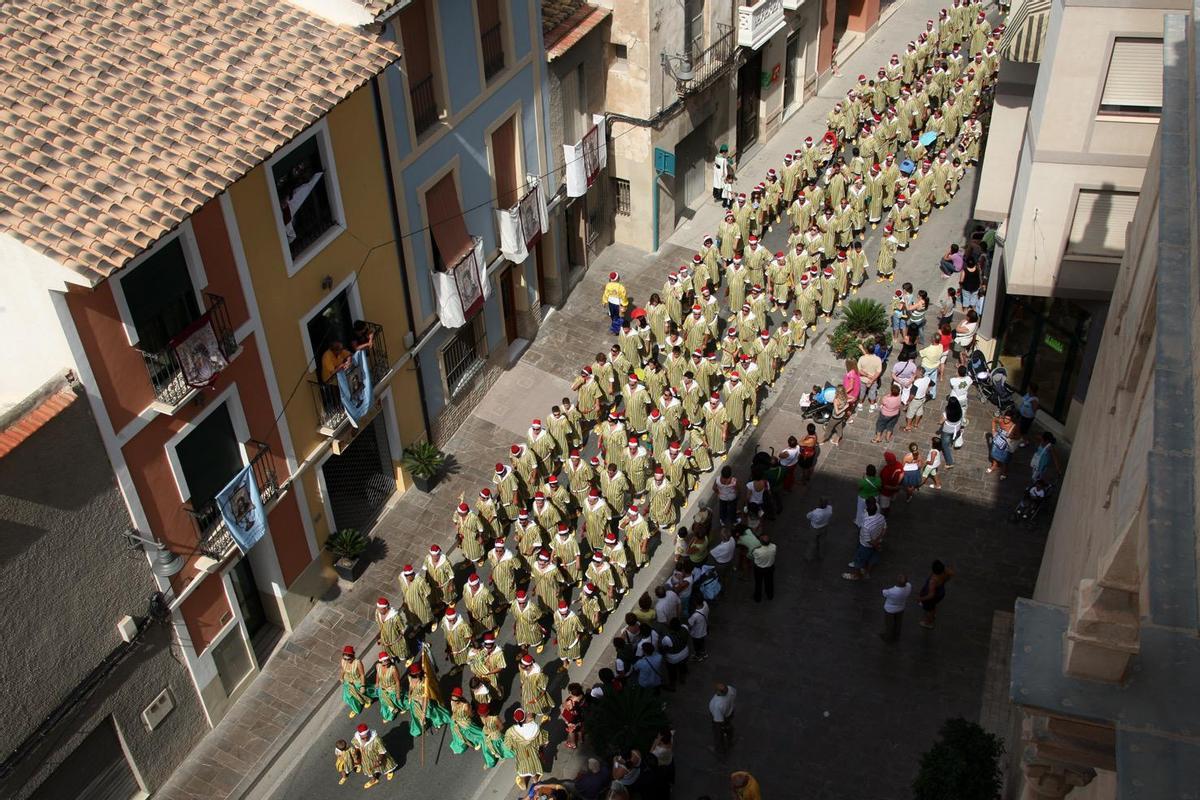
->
[402, 441, 446, 492]
[326, 528, 370, 583]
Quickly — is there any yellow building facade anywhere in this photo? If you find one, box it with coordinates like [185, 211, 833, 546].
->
[223, 85, 426, 626]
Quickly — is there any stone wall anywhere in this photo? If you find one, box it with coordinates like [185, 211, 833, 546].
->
[0, 386, 207, 797]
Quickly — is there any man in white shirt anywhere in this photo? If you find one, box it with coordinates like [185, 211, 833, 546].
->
[654, 585, 682, 623]
[843, 499, 886, 580]
[709, 682, 737, 752]
[750, 533, 777, 602]
[880, 574, 912, 641]
[948, 364, 972, 423]
[688, 598, 710, 661]
[709, 528, 736, 594]
[905, 366, 932, 431]
[804, 498, 833, 561]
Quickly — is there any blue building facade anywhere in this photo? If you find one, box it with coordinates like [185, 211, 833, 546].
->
[376, 0, 561, 442]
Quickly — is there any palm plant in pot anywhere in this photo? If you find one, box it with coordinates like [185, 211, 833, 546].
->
[828, 298, 889, 360]
[402, 441, 446, 492]
[326, 527, 370, 582]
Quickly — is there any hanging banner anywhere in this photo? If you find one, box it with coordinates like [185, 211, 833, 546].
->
[170, 311, 229, 389]
[336, 349, 374, 428]
[433, 238, 490, 329]
[563, 115, 608, 198]
[217, 464, 267, 553]
[496, 178, 549, 263]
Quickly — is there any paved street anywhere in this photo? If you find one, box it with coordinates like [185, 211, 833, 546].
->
[154, 3, 1052, 799]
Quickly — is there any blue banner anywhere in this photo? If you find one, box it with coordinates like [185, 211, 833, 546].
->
[217, 465, 266, 553]
[337, 349, 373, 428]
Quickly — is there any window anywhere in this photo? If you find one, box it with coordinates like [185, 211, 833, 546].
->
[442, 317, 487, 397]
[425, 172, 472, 270]
[177, 404, 244, 509]
[398, 0, 443, 135]
[271, 132, 339, 263]
[612, 43, 628, 60]
[1099, 38, 1163, 115]
[684, 0, 705, 59]
[122, 237, 200, 352]
[1066, 190, 1139, 259]
[478, 0, 505, 81]
[491, 115, 520, 210]
[613, 177, 631, 215]
[28, 718, 141, 800]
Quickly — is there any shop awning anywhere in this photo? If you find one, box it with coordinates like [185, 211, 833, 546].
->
[999, 0, 1052, 64]
[974, 91, 1031, 223]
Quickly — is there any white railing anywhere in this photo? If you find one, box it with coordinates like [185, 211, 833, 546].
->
[737, 0, 786, 50]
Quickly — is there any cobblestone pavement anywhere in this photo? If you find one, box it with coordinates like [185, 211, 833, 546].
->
[156, 2, 1044, 797]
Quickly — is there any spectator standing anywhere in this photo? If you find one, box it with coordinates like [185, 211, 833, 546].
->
[750, 533, 777, 602]
[922, 438, 943, 489]
[947, 364, 972, 424]
[959, 258, 982, 310]
[713, 467, 740, 527]
[918, 560, 955, 629]
[880, 574, 912, 642]
[573, 758, 611, 800]
[651, 729, 676, 788]
[731, 771, 763, 800]
[871, 383, 903, 443]
[632, 643, 665, 689]
[709, 683, 737, 753]
[936, 288, 957, 327]
[1015, 383, 1040, 447]
[823, 386, 851, 446]
[919, 334, 944, 398]
[660, 619, 691, 690]
[804, 498, 834, 561]
[901, 442, 922, 501]
[709, 529, 736, 594]
[654, 585, 681, 624]
[953, 310, 978, 367]
[940, 398, 963, 467]
[853, 464, 881, 527]
[843, 499, 886, 580]
[843, 358, 862, 417]
[688, 597, 710, 661]
[779, 435, 801, 491]
[987, 412, 1016, 478]
[1030, 432, 1061, 483]
[903, 367, 931, 432]
[857, 340, 885, 412]
[879, 451, 903, 518]
[797, 423, 821, 483]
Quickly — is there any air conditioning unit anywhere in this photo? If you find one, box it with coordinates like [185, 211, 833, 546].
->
[142, 688, 175, 731]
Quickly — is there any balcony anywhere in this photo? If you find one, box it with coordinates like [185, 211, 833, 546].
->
[309, 322, 389, 435]
[137, 293, 236, 412]
[664, 25, 737, 98]
[737, 0, 786, 50]
[186, 440, 280, 559]
[481, 22, 505, 81]
[410, 74, 438, 137]
[781, 0, 807, 9]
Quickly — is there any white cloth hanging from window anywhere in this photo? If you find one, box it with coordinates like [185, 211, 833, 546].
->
[433, 237, 490, 328]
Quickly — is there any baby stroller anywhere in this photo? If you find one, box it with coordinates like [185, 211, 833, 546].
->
[969, 350, 1015, 415]
[800, 382, 837, 424]
[1010, 479, 1053, 526]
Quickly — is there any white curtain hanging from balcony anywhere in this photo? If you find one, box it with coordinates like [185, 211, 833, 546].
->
[563, 114, 608, 198]
[495, 176, 549, 263]
[433, 236, 490, 329]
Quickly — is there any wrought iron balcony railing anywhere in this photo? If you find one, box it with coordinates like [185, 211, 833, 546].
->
[185, 440, 280, 559]
[309, 322, 389, 433]
[665, 24, 737, 97]
[410, 74, 438, 136]
[481, 22, 505, 80]
[137, 293, 236, 409]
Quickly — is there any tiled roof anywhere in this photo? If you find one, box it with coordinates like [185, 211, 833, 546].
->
[0, 383, 77, 459]
[0, 0, 402, 284]
[541, 0, 585, 36]
[545, 3, 610, 61]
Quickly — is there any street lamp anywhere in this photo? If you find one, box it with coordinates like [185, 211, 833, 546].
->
[123, 529, 184, 578]
[661, 53, 696, 93]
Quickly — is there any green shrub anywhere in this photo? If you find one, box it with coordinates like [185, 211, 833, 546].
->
[583, 685, 670, 758]
[828, 298, 889, 359]
[912, 717, 1005, 800]
[402, 441, 445, 479]
[325, 528, 369, 561]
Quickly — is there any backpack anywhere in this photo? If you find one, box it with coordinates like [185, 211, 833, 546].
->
[694, 565, 721, 600]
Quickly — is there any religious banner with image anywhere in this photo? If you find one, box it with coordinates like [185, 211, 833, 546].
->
[452, 240, 485, 318]
[433, 237, 490, 328]
[518, 180, 545, 248]
[336, 349, 374, 428]
[217, 464, 266, 553]
[170, 311, 229, 389]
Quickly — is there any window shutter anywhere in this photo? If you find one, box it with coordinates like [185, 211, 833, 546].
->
[561, 65, 580, 145]
[491, 116, 519, 209]
[1100, 38, 1163, 111]
[1066, 190, 1139, 258]
[426, 173, 472, 266]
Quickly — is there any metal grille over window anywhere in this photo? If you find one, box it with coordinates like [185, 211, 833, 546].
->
[319, 416, 396, 537]
[613, 178, 631, 216]
[443, 318, 486, 397]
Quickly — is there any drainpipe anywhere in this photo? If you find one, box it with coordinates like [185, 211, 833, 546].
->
[372, 76, 433, 443]
[651, 169, 664, 251]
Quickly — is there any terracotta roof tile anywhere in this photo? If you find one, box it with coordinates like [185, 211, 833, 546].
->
[541, 0, 584, 36]
[0, 386, 77, 459]
[1, 0, 401, 284]
[544, 2, 610, 60]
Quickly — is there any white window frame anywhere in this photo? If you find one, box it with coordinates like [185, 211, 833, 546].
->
[1097, 36, 1164, 118]
[163, 383, 252, 503]
[264, 118, 347, 278]
[112, 220, 209, 347]
[296, 271, 367, 371]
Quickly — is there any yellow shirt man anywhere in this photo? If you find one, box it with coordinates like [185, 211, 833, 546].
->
[321, 344, 351, 383]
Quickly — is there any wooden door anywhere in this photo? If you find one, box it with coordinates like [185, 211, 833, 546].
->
[501, 267, 519, 343]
